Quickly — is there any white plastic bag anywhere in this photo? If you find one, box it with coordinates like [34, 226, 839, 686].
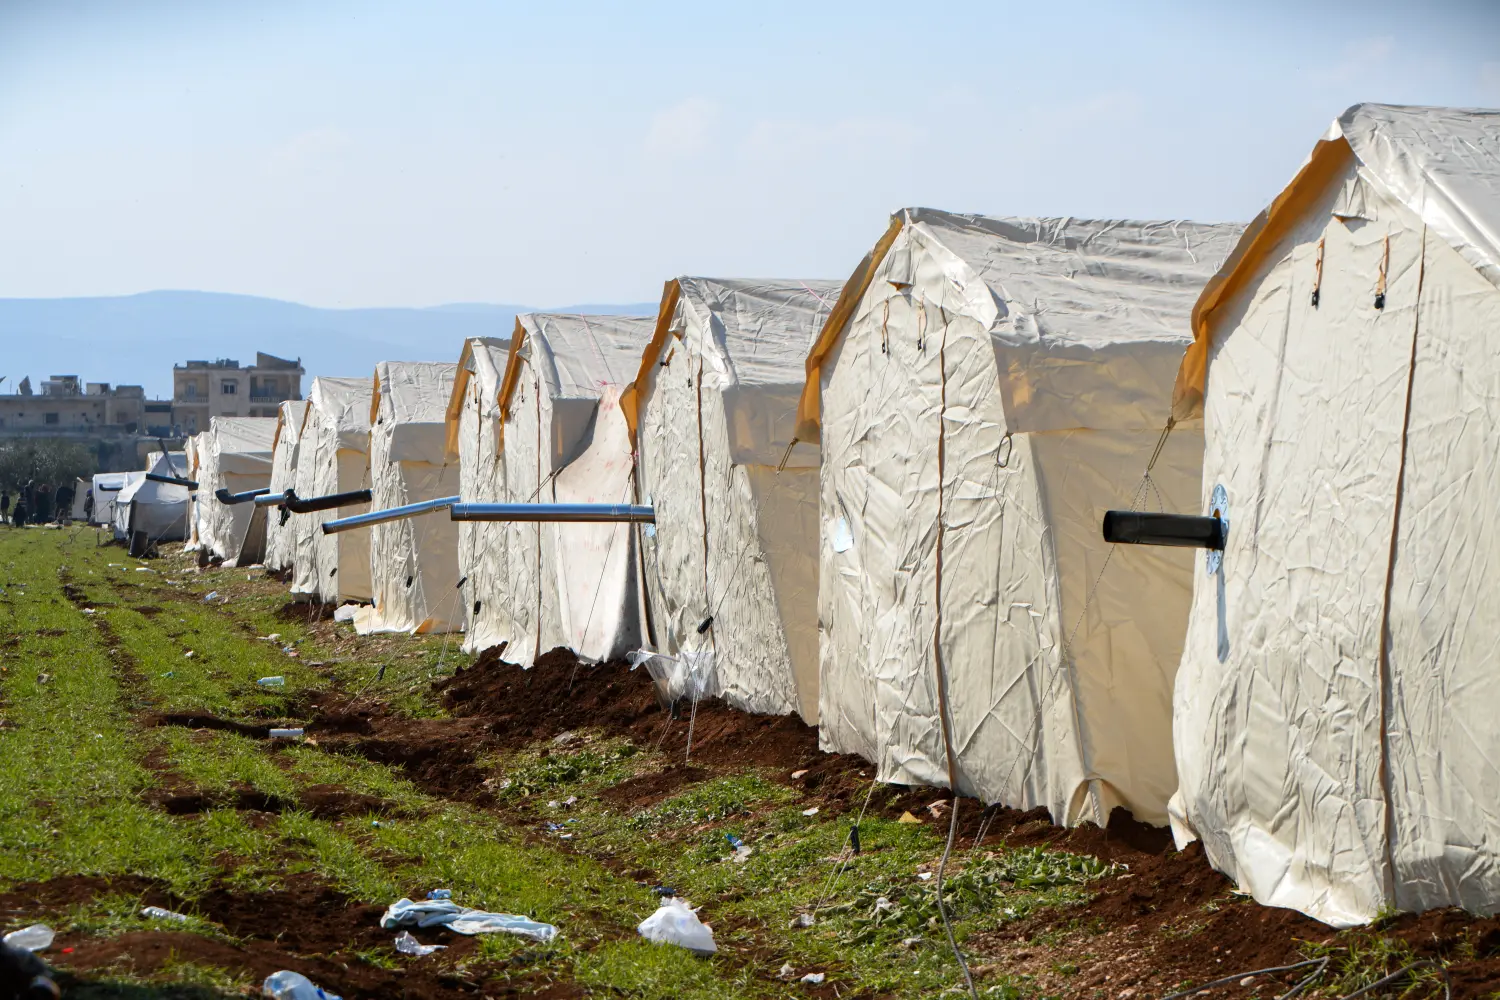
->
[380, 897, 558, 943]
[636, 898, 717, 956]
[393, 930, 445, 957]
[262, 970, 341, 999]
[2, 924, 53, 952]
[627, 650, 717, 704]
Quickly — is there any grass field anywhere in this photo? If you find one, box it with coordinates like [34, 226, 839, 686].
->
[0, 526, 1486, 1000]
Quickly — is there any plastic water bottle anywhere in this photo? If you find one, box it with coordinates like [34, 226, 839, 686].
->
[268, 728, 304, 739]
[140, 906, 190, 922]
[257, 676, 285, 687]
[1, 924, 54, 952]
[263, 970, 341, 999]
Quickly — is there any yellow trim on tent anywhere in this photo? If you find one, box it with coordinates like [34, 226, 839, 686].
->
[619, 279, 683, 444]
[1173, 135, 1356, 420]
[794, 215, 905, 444]
[494, 318, 531, 449]
[368, 368, 384, 427]
[443, 336, 509, 462]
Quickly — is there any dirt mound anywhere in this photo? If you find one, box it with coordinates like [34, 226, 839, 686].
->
[597, 764, 711, 811]
[23, 871, 575, 999]
[276, 598, 335, 624]
[308, 712, 500, 803]
[0, 875, 161, 914]
[142, 712, 271, 738]
[436, 647, 825, 771]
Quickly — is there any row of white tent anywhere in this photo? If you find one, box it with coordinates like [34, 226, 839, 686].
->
[168, 104, 1498, 929]
[83, 451, 192, 556]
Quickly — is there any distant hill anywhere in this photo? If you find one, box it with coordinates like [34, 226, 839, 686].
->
[0, 291, 657, 398]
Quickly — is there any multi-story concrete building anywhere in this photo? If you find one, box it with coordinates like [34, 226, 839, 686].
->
[171, 353, 304, 434]
[0, 376, 147, 434]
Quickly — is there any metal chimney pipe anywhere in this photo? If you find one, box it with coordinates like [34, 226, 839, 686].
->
[281, 488, 374, 514]
[1101, 511, 1226, 550]
[146, 473, 200, 489]
[450, 502, 655, 524]
[323, 495, 460, 534]
[214, 486, 270, 504]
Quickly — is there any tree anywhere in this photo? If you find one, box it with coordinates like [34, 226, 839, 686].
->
[0, 438, 98, 493]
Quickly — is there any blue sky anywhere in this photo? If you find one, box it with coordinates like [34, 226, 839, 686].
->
[2, 0, 1496, 308]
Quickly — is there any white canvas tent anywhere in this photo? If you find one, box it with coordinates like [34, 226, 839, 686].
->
[183, 434, 204, 550]
[799, 209, 1241, 827]
[90, 471, 134, 529]
[445, 338, 512, 651]
[624, 279, 838, 722]
[114, 452, 190, 554]
[290, 377, 374, 604]
[265, 400, 310, 573]
[1170, 104, 1500, 927]
[196, 418, 277, 565]
[68, 477, 90, 521]
[358, 361, 462, 634]
[486, 313, 653, 663]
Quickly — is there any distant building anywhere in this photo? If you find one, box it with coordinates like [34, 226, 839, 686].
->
[0, 376, 157, 472]
[171, 352, 304, 433]
[0, 376, 146, 434]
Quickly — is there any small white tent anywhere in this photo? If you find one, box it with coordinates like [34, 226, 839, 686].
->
[68, 478, 89, 521]
[196, 417, 277, 565]
[445, 338, 512, 651]
[115, 452, 190, 554]
[799, 209, 1241, 827]
[1170, 104, 1500, 927]
[358, 361, 462, 634]
[264, 400, 310, 573]
[183, 434, 204, 550]
[90, 471, 134, 529]
[290, 377, 374, 604]
[624, 279, 838, 722]
[488, 313, 653, 663]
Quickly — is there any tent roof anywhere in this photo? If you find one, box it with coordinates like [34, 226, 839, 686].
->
[1176, 102, 1500, 418]
[303, 376, 374, 440]
[145, 451, 188, 476]
[273, 399, 310, 452]
[623, 277, 840, 435]
[797, 208, 1242, 440]
[372, 361, 458, 426]
[210, 417, 277, 457]
[498, 314, 653, 420]
[120, 452, 189, 505]
[443, 337, 511, 460]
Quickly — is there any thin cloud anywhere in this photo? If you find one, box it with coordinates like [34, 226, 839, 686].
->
[1308, 36, 1396, 86]
[643, 98, 720, 160]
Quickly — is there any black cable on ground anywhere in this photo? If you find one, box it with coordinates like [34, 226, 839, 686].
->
[934, 793, 977, 1000]
[1158, 957, 1329, 1000]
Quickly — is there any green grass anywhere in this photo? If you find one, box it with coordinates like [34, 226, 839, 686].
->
[0, 530, 1124, 999]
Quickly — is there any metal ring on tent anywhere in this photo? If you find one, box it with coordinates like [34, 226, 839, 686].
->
[1205, 484, 1229, 575]
[996, 433, 1013, 468]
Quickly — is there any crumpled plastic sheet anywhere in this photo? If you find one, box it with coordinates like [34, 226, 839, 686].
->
[637, 897, 717, 955]
[628, 649, 717, 704]
[379, 897, 558, 943]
